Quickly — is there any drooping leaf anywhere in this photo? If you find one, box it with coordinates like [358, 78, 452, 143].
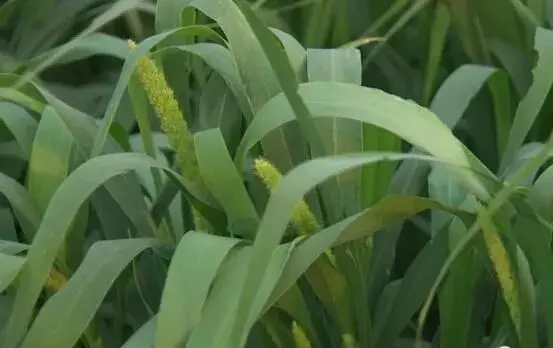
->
[21, 238, 157, 348]
[236, 82, 501, 201]
[0, 153, 220, 348]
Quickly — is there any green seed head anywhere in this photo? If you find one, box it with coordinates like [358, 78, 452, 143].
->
[127, 39, 202, 187]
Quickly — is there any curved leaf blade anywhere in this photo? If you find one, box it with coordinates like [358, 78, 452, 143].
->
[237, 82, 500, 201]
[21, 238, 157, 348]
[0, 153, 219, 348]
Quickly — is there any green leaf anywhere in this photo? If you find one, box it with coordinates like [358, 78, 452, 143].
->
[196, 73, 243, 153]
[13, 0, 142, 88]
[0, 74, 47, 105]
[489, 72, 514, 158]
[24, 33, 130, 69]
[262, 194, 472, 340]
[367, 62, 500, 310]
[127, 71, 164, 196]
[0, 74, 166, 246]
[155, 232, 244, 348]
[305, 46, 370, 348]
[191, 242, 294, 348]
[234, 0, 325, 158]
[514, 243, 539, 348]
[154, 0, 186, 32]
[0, 215, 18, 244]
[270, 28, 306, 79]
[510, 0, 541, 27]
[363, 0, 433, 66]
[528, 0, 546, 23]
[20, 238, 157, 348]
[0, 240, 28, 255]
[0, 102, 37, 158]
[0, 153, 219, 348]
[500, 27, 553, 172]
[478, 205, 531, 347]
[436, 198, 480, 348]
[122, 317, 157, 348]
[373, 224, 450, 348]
[306, 47, 363, 218]
[428, 164, 468, 235]
[0, 86, 44, 113]
[187, 0, 278, 112]
[427, 170, 478, 347]
[187, 0, 324, 173]
[301, 0, 334, 47]
[489, 39, 532, 96]
[26, 105, 80, 269]
[443, 0, 487, 61]
[422, 2, 450, 105]
[274, 285, 319, 346]
[512, 165, 553, 346]
[430, 65, 499, 129]
[185, 158, 469, 348]
[0, 172, 40, 239]
[417, 128, 553, 347]
[26, 106, 73, 215]
[195, 129, 259, 238]
[0, 253, 25, 293]
[303, 255, 354, 341]
[185, 244, 252, 348]
[165, 43, 252, 121]
[474, 0, 527, 52]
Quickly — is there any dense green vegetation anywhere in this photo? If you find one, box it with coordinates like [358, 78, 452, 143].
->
[1, 0, 553, 347]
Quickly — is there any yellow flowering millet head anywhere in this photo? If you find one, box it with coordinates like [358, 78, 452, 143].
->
[127, 39, 137, 50]
[253, 157, 320, 235]
[46, 268, 68, 291]
[480, 207, 520, 337]
[253, 157, 282, 190]
[127, 37, 202, 186]
[128, 37, 209, 231]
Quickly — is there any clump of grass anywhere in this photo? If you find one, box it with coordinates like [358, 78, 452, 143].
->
[3, 1, 553, 348]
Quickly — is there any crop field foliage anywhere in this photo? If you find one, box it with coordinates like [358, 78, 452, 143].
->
[0, 0, 553, 347]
